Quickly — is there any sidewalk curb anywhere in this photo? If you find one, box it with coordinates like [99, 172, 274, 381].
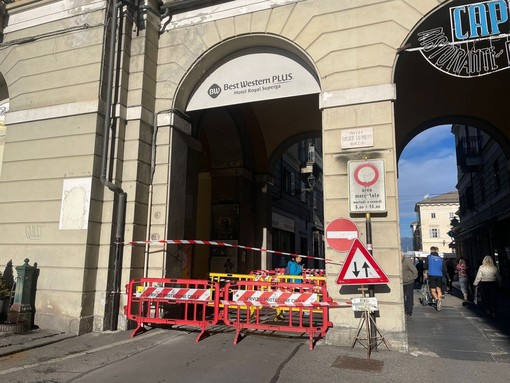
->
[0, 330, 76, 358]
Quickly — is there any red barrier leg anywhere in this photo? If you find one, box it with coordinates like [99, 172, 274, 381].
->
[131, 321, 146, 337]
[233, 327, 242, 345]
[195, 328, 210, 342]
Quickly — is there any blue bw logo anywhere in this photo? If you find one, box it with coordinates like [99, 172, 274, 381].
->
[208, 84, 221, 99]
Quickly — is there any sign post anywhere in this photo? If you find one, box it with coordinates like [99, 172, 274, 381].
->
[347, 159, 387, 350]
[336, 238, 389, 356]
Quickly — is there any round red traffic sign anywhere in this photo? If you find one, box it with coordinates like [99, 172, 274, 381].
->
[326, 218, 359, 252]
[353, 163, 379, 187]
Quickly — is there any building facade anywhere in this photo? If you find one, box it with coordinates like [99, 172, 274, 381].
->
[0, 0, 508, 353]
[413, 191, 459, 254]
[452, 124, 510, 290]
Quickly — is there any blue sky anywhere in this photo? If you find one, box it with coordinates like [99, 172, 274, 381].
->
[397, 125, 457, 238]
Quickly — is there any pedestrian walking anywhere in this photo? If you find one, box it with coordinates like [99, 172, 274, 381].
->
[473, 255, 500, 317]
[445, 258, 455, 294]
[455, 258, 469, 301]
[402, 253, 418, 316]
[425, 246, 447, 310]
[415, 258, 424, 287]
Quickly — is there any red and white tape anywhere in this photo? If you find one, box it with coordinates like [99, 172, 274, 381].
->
[136, 287, 210, 301]
[122, 239, 335, 263]
[220, 290, 333, 307]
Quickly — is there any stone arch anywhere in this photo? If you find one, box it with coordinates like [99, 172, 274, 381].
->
[173, 33, 321, 113]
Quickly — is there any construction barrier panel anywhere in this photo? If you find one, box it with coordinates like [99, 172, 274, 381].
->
[124, 278, 220, 342]
[221, 280, 335, 350]
[210, 271, 326, 285]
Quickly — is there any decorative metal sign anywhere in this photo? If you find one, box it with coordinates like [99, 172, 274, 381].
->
[412, 0, 510, 78]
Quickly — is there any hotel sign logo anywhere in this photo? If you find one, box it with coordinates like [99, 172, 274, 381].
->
[208, 84, 221, 99]
[416, 0, 510, 77]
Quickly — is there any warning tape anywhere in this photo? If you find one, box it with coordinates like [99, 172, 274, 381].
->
[221, 300, 336, 307]
[135, 287, 210, 300]
[221, 290, 346, 308]
[232, 290, 318, 307]
[121, 239, 338, 264]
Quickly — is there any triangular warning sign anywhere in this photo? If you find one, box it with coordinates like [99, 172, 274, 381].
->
[336, 239, 389, 285]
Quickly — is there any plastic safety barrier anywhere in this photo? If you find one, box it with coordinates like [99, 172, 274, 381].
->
[303, 268, 326, 277]
[221, 280, 335, 350]
[210, 271, 326, 285]
[124, 278, 220, 342]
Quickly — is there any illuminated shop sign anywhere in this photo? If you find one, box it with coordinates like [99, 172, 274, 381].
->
[414, 0, 510, 77]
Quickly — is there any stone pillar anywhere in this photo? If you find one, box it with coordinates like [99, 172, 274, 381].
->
[165, 122, 201, 278]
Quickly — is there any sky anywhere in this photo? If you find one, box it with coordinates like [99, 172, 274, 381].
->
[397, 125, 457, 238]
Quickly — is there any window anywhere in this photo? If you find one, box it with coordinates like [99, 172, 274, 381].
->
[431, 213, 436, 219]
[449, 212, 455, 219]
[429, 228, 440, 238]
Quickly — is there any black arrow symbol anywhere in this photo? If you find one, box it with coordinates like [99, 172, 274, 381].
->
[362, 262, 370, 277]
[353, 262, 360, 277]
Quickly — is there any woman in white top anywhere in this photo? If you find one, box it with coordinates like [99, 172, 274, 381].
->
[473, 255, 500, 317]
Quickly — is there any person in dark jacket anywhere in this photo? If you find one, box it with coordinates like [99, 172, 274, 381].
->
[415, 258, 424, 287]
[402, 253, 418, 316]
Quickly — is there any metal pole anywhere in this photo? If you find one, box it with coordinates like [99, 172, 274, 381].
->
[365, 212, 377, 351]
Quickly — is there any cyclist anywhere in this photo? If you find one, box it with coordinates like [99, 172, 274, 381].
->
[425, 246, 447, 311]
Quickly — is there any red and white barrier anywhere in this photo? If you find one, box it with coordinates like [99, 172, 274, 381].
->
[222, 280, 335, 350]
[125, 276, 350, 350]
[125, 278, 220, 342]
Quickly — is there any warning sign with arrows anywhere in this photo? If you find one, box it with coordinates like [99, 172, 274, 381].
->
[336, 239, 389, 285]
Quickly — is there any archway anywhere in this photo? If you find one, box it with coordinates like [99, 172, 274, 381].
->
[170, 36, 323, 278]
[395, 0, 510, 346]
[394, 0, 510, 157]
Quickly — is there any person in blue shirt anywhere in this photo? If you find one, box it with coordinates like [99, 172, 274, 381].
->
[426, 246, 447, 310]
[286, 255, 303, 283]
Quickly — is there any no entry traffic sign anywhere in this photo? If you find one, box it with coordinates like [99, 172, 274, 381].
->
[325, 218, 359, 253]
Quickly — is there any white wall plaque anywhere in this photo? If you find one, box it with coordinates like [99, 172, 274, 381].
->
[341, 127, 374, 149]
[59, 177, 92, 230]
